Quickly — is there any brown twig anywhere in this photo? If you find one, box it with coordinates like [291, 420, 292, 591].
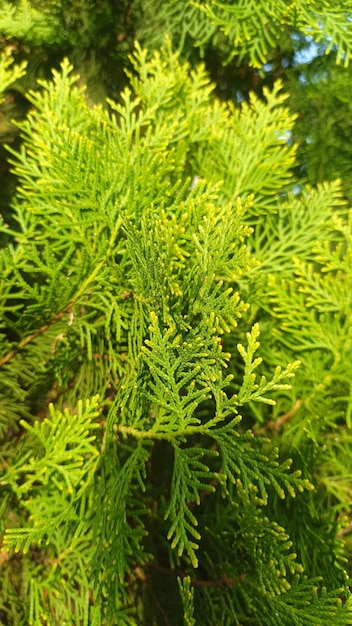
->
[0, 300, 74, 367]
[260, 399, 302, 434]
[145, 562, 236, 589]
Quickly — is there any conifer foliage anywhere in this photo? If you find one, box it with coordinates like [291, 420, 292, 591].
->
[1, 2, 352, 625]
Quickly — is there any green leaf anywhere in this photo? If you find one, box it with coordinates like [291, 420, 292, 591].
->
[165, 443, 218, 567]
[209, 419, 313, 503]
[178, 576, 196, 626]
[3, 397, 100, 552]
[237, 323, 301, 405]
[91, 440, 151, 592]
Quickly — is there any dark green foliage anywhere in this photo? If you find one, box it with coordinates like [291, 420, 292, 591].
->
[289, 52, 352, 203]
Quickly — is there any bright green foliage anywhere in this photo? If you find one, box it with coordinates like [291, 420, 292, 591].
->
[0, 0, 60, 45]
[2, 0, 352, 67]
[0, 0, 129, 49]
[178, 576, 195, 626]
[0, 19, 352, 626]
[138, 0, 352, 66]
[3, 397, 100, 552]
[195, 0, 352, 66]
[0, 48, 27, 104]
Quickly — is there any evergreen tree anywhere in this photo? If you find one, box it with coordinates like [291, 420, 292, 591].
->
[1, 2, 352, 624]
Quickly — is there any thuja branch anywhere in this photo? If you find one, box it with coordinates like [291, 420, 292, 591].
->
[0, 301, 74, 366]
[0, 256, 108, 367]
[115, 420, 224, 441]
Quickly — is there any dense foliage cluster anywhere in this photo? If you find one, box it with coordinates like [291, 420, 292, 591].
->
[1, 1, 352, 624]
